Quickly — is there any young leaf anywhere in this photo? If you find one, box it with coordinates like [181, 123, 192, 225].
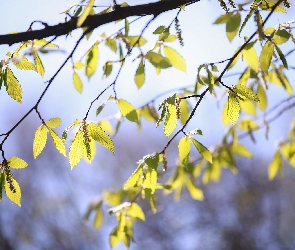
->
[77, 0, 95, 27]
[73, 61, 85, 69]
[242, 42, 259, 72]
[234, 84, 260, 102]
[163, 46, 186, 72]
[274, 44, 288, 69]
[153, 26, 165, 34]
[273, 29, 290, 44]
[134, 60, 145, 89]
[186, 179, 204, 200]
[268, 150, 282, 180]
[191, 138, 212, 163]
[164, 99, 178, 138]
[86, 43, 99, 79]
[73, 71, 83, 93]
[124, 162, 144, 190]
[48, 129, 66, 156]
[127, 36, 147, 47]
[33, 52, 45, 77]
[46, 117, 62, 129]
[8, 156, 28, 169]
[5, 67, 22, 103]
[93, 206, 104, 230]
[33, 125, 47, 159]
[69, 130, 85, 168]
[103, 62, 113, 78]
[12, 54, 36, 71]
[226, 12, 241, 42]
[127, 203, 145, 221]
[96, 101, 107, 116]
[118, 99, 139, 123]
[178, 137, 191, 166]
[87, 122, 115, 153]
[259, 41, 274, 73]
[33, 39, 59, 48]
[143, 165, 157, 194]
[257, 83, 267, 111]
[144, 153, 159, 168]
[4, 177, 21, 207]
[105, 38, 117, 53]
[214, 13, 231, 24]
[227, 92, 240, 124]
[145, 51, 172, 69]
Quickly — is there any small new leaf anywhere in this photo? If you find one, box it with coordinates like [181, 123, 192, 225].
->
[234, 84, 260, 102]
[12, 54, 36, 71]
[268, 150, 282, 180]
[8, 156, 28, 169]
[86, 43, 99, 79]
[73, 71, 83, 93]
[69, 130, 85, 168]
[4, 177, 21, 206]
[134, 60, 145, 89]
[227, 92, 240, 124]
[5, 67, 22, 103]
[118, 99, 139, 123]
[33, 125, 47, 158]
[33, 52, 45, 77]
[163, 46, 186, 72]
[46, 117, 62, 129]
[259, 41, 274, 73]
[145, 51, 172, 69]
[191, 138, 212, 163]
[48, 129, 66, 156]
[226, 12, 241, 42]
[77, 0, 95, 27]
[124, 162, 144, 190]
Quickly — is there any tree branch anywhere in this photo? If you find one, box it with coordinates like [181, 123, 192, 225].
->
[0, 0, 197, 45]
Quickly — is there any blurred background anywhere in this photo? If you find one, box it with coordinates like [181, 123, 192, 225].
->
[0, 0, 295, 249]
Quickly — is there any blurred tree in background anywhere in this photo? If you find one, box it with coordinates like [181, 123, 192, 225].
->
[0, 0, 295, 249]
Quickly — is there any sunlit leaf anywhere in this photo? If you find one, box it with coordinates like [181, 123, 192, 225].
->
[127, 36, 147, 47]
[234, 84, 259, 102]
[178, 137, 191, 166]
[105, 38, 117, 53]
[227, 92, 240, 124]
[186, 179, 204, 200]
[4, 177, 21, 206]
[232, 143, 252, 158]
[86, 42, 99, 79]
[118, 99, 139, 123]
[73, 71, 83, 93]
[48, 129, 66, 156]
[273, 29, 290, 44]
[124, 162, 144, 190]
[33, 125, 47, 159]
[268, 150, 282, 180]
[33, 52, 45, 77]
[77, 0, 95, 27]
[191, 138, 212, 163]
[134, 60, 145, 89]
[5, 67, 22, 103]
[145, 51, 172, 69]
[257, 84, 267, 111]
[127, 203, 145, 221]
[8, 156, 28, 169]
[93, 206, 104, 230]
[226, 12, 241, 42]
[274, 44, 288, 69]
[242, 42, 259, 72]
[69, 130, 85, 168]
[164, 98, 178, 138]
[103, 62, 113, 78]
[73, 61, 85, 69]
[260, 41, 274, 73]
[12, 54, 36, 71]
[163, 46, 186, 72]
[46, 117, 62, 129]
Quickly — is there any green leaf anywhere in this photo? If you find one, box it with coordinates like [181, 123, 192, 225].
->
[93, 206, 104, 230]
[33, 39, 58, 48]
[87, 122, 115, 153]
[164, 35, 177, 42]
[191, 138, 212, 163]
[240, 100, 256, 116]
[260, 41, 274, 73]
[234, 84, 259, 102]
[153, 26, 165, 34]
[12, 54, 36, 71]
[163, 46, 186, 72]
[232, 143, 252, 158]
[214, 13, 231, 24]
[134, 60, 145, 89]
[226, 12, 241, 42]
[143, 165, 157, 194]
[46, 117, 62, 129]
[145, 51, 172, 69]
[8, 156, 28, 169]
[206, 68, 215, 93]
[77, 0, 95, 27]
[128, 203, 145, 221]
[105, 38, 117, 53]
[118, 99, 139, 123]
[257, 83, 267, 111]
[125, 19, 129, 36]
[227, 92, 240, 125]
[5, 67, 22, 103]
[69, 130, 85, 168]
[48, 129, 66, 157]
[268, 150, 282, 180]
[144, 153, 159, 168]
[238, 118, 259, 131]
[178, 137, 191, 166]
[96, 101, 107, 116]
[186, 179, 204, 200]
[164, 97, 178, 138]
[242, 42, 259, 72]
[33, 52, 45, 77]
[33, 125, 47, 159]
[73, 71, 83, 93]
[86, 43, 99, 79]
[124, 162, 144, 190]
[4, 177, 21, 207]
[127, 36, 147, 47]
[260, 0, 287, 13]
[103, 62, 113, 78]
[273, 29, 290, 44]
[274, 44, 288, 69]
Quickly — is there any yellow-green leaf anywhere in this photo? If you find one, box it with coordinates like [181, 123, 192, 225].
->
[143, 165, 157, 194]
[163, 46, 186, 72]
[257, 84, 267, 111]
[226, 12, 241, 42]
[105, 38, 117, 52]
[12, 54, 36, 71]
[274, 44, 288, 69]
[178, 137, 191, 166]
[186, 179, 204, 200]
[33, 52, 45, 77]
[48, 129, 66, 156]
[118, 99, 139, 123]
[239, 100, 256, 116]
[260, 0, 287, 13]
[77, 0, 95, 27]
[103, 62, 112, 78]
[268, 150, 282, 180]
[242, 42, 259, 72]
[46, 117, 62, 129]
[145, 51, 172, 69]
[164, 102, 177, 138]
[33, 125, 47, 159]
[260, 41, 274, 73]
[8, 156, 28, 169]
[93, 207, 104, 230]
[232, 143, 252, 158]
[4, 177, 21, 206]
[86, 43, 99, 79]
[222, 99, 230, 126]
[238, 118, 259, 131]
[73, 71, 83, 93]
[127, 36, 147, 47]
[87, 122, 115, 153]
[33, 39, 59, 48]
[69, 130, 85, 168]
[234, 84, 259, 102]
[5, 67, 22, 103]
[124, 162, 144, 190]
[191, 138, 212, 163]
[74, 61, 85, 69]
[273, 29, 290, 44]
[227, 93, 240, 125]
[128, 203, 145, 221]
[134, 60, 145, 89]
